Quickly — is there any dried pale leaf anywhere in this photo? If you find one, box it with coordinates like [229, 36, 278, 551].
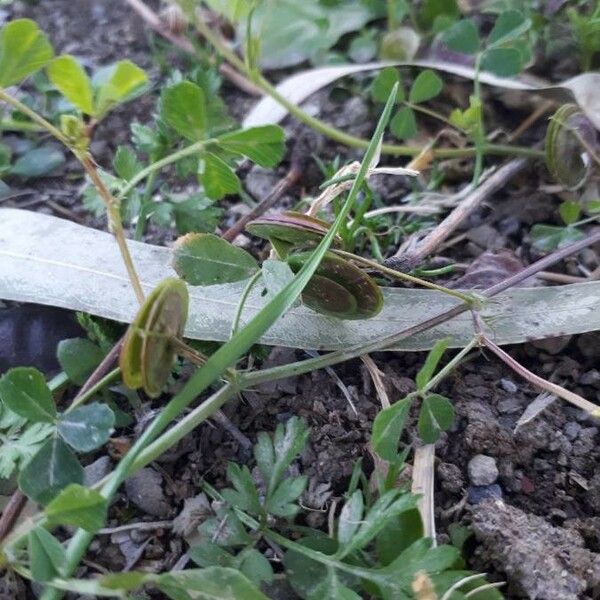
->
[243, 61, 600, 131]
[2, 209, 600, 351]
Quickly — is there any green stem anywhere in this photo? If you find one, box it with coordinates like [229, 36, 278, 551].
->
[48, 372, 69, 392]
[387, 0, 397, 31]
[231, 270, 263, 339]
[116, 139, 210, 202]
[471, 53, 485, 186]
[134, 165, 158, 241]
[0, 118, 45, 133]
[333, 249, 476, 304]
[422, 338, 478, 393]
[0, 88, 145, 305]
[407, 102, 464, 132]
[66, 368, 121, 412]
[190, 13, 543, 161]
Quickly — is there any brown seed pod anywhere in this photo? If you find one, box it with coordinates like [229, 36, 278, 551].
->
[545, 103, 597, 190]
[246, 211, 342, 256]
[120, 278, 189, 398]
[287, 251, 383, 320]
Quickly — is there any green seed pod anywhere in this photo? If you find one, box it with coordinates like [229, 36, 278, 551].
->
[545, 104, 596, 190]
[246, 211, 342, 252]
[120, 278, 189, 398]
[287, 251, 383, 320]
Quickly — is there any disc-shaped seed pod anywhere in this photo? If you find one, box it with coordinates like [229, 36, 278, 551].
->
[545, 104, 597, 190]
[246, 211, 342, 253]
[287, 251, 383, 319]
[120, 278, 189, 398]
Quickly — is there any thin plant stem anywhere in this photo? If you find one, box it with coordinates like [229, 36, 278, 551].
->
[334, 249, 476, 304]
[116, 139, 212, 202]
[189, 14, 543, 161]
[481, 334, 599, 415]
[133, 165, 158, 241]
[66, 368, 121, 412]
[0, 89, 145, 304]
[231, 270, 263, 338]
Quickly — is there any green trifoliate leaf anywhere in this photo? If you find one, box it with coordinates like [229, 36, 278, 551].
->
[481, 47, 523, 77]
[0, 367, 56, 423]
[372, 397, 412, 461]
[390, 106, 417, 140]
[442, 19, 480, 54]
[45, 483, 108, 532]
[57, 402, 115, 452]
[199, 152, 241, 199]
[19, 436, 84, 504]
[94, 60, 148, 117]
[487, 10, 530, 48]
[409, 69, 443, 104]
[0, 19, 54, 87]
[217, 125, 285, 168]
[418, 393, 454, 443]
[172, 233, 258, 285]
[161, 80, 207, 141]
[57, 337, 104, 385]
[371, 67, 404, 104]
[47, 55, 95, 115]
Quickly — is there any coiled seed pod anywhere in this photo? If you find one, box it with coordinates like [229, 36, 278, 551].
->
[287, 251, 383, 319]
[545, 103, 597, 190]
[120, 278, 188, 397]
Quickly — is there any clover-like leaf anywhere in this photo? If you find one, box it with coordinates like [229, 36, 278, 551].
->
[418, 393, 454, 443]
[57, 337, 104, 385]
[371, 67, 404, 104]
[93, 60, 148, 118]
[172, 233, 258, 285]
[0, 19, 54, 87]
[409, 70, 443, 104]
[47, 55, 95, 115]
[487, 10, 530, 48]
[199, 152, 241, 199]
[161, 80, 207, 141]
[0, 367, 56, 423]
[372, 397, 412, 461]
[442, 19, 480, 54]
[217, 125, 285, 168]
[19, 436, 84, 504]
[58, 402, 115, 452]
[45, 483, 108, 532]
[390, 106, 417, 140]
[481, 47, 523, 77]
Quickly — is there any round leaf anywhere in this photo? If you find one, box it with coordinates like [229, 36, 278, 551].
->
[409, 69, 443, 104]
[481, 47, 523, 77]
[371, 67, 404, 104]
[58, 402, 115, 452]
[173, 233, 259, 285]
[390, 106, 417, 140]
[19, 436, 84, 504]
[57, 338, 104, 385]
[161, 81, 207, 141]
[441, 19, 480, 54]
[0, 367, 56, 423]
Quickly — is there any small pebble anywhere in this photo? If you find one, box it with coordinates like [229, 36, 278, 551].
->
[579, 370, 600, 386]
[468, 454, 499, 486]
[497, 398, 522, 414]
[468, 484, 503, 504]
[564, 422, 581, 441]
[84, 456, 112, 487]
[500, 378, 518, 394]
